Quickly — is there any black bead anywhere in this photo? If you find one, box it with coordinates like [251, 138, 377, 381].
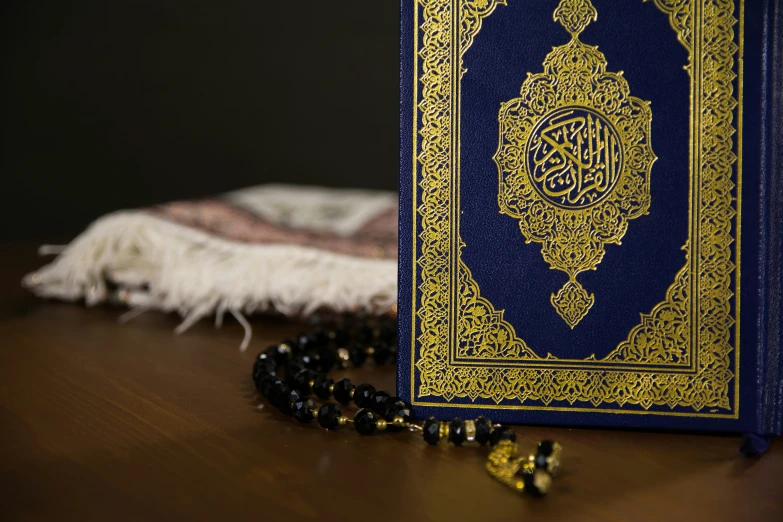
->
[260, 376, 280, 397]
[314, 346, 337, 372]
[353, 383, 376, 408]
[265, 344, 290, 365]
[252, 352, 277, 379]
[490, 425, 517, 446]
[272, 385, 293, 408]
[278, 389, 300, 415]
[378, 325, 397, 344]
[333, 378, 355, 405]
[422, 417, 440, 445]
[253, 364, 276, 384]
[354, 409, 377, 435]
[534, 453, 549, 470]
[266, 380, 287, 402]
[312, 330, 330, 348]
[537, 440, 555, 457]
[298, 331, 328, 352]
[318, 403, 342, 430]
[386, 397, 408, 410]
[254, 371, 276, 394]
[292, 369, 317, 394]
[349, 343, 367, 367]
[372, 342, 392, 365]
[292, 354, 319, 372]
[330, 327, 349, 347]
[284, 370, 300, 389]
[296, 332, 313, 350]
[281, 338, 301, 356]
[285, 359, 316, 389]
[449, 418, 467, 446]
[393, 405, 412, 422]
[475, 417, 493, 445]
[312, 375, 334, 400]
[383, 399, 411, 424]
[370, 391, 391, 414]
[355, 325, 374, 344]
[292, 398, 316, 423]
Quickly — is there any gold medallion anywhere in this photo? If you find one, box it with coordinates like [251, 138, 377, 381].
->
[495, 0, 657, 328]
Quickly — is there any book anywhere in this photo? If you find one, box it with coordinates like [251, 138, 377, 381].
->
[398, 0, 782, 435]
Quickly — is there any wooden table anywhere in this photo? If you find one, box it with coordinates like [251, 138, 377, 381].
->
[1, 246, 781, 522]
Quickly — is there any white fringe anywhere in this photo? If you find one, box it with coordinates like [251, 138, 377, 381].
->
[23, 211, 398, 329]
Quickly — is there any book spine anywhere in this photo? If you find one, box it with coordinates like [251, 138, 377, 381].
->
[757, 0, 783, 437]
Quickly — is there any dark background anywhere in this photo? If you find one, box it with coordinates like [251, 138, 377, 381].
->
[1, 1, 400, 243]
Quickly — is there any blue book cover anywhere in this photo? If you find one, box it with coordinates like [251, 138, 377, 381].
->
[398, 0, 782, 434]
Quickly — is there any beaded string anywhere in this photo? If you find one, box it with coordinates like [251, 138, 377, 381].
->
[251, 319, 561, 496]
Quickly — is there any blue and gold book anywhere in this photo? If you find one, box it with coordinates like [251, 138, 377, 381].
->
[398, 0, 782, 435]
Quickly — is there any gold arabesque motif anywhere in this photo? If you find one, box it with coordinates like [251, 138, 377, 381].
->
[550, 280, 596, 329]
[495, 0, 657, 327]
[456, 247, 540, 359]
[412, 0, 740, 415]
[553, 0, 597, 36]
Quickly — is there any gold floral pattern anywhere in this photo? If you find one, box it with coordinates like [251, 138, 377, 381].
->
[550, 280, 595, 329]
[456, 251, 540, 359]
[553, 0, 597, 36]
[604, 265, 691, 364]
[496, 0, 656, 327]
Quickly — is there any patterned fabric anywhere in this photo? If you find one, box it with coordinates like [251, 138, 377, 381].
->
[151, 195, 398, 260]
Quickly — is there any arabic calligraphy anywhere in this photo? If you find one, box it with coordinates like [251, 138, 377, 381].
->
[527, 107, 623, 209]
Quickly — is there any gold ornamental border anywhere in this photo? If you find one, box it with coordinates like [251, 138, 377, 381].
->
[410, 0, 742, 415]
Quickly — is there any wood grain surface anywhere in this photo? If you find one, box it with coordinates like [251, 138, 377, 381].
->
[1, 245, 781, 522]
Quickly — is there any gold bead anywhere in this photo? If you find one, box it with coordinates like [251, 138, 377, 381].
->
[338, 416, 349, 426]
[439, 421, 450, 441]
[551, 441, 563, 458]
[312, 408, 319, 418]
[532, 470, 553, 494]
[376, 419, 387, 431]
[328, 383, 335, 394]
[348, 389, 355, 399]
[367, 346, 376, 355]
[392, 416, 406, 428]
[464, 420, 476, 442]
[546, 456, 561, 475]
[337, 348, 350, 362]
[547, 441, 563, 475]
[308, 380, 315, 389]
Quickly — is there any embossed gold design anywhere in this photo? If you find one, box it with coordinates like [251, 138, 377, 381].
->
[604, 264, 690, 364]
[456, 249, 541, 359]
[553, 0, 597, 36]
[412, 0, 740, 415]
[415, 0, 540, 387]
[460, 1, 508, 76]
[495, 0, 657, 327]
[550, 280, 595, 329]
[651, 0, 694, 52]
